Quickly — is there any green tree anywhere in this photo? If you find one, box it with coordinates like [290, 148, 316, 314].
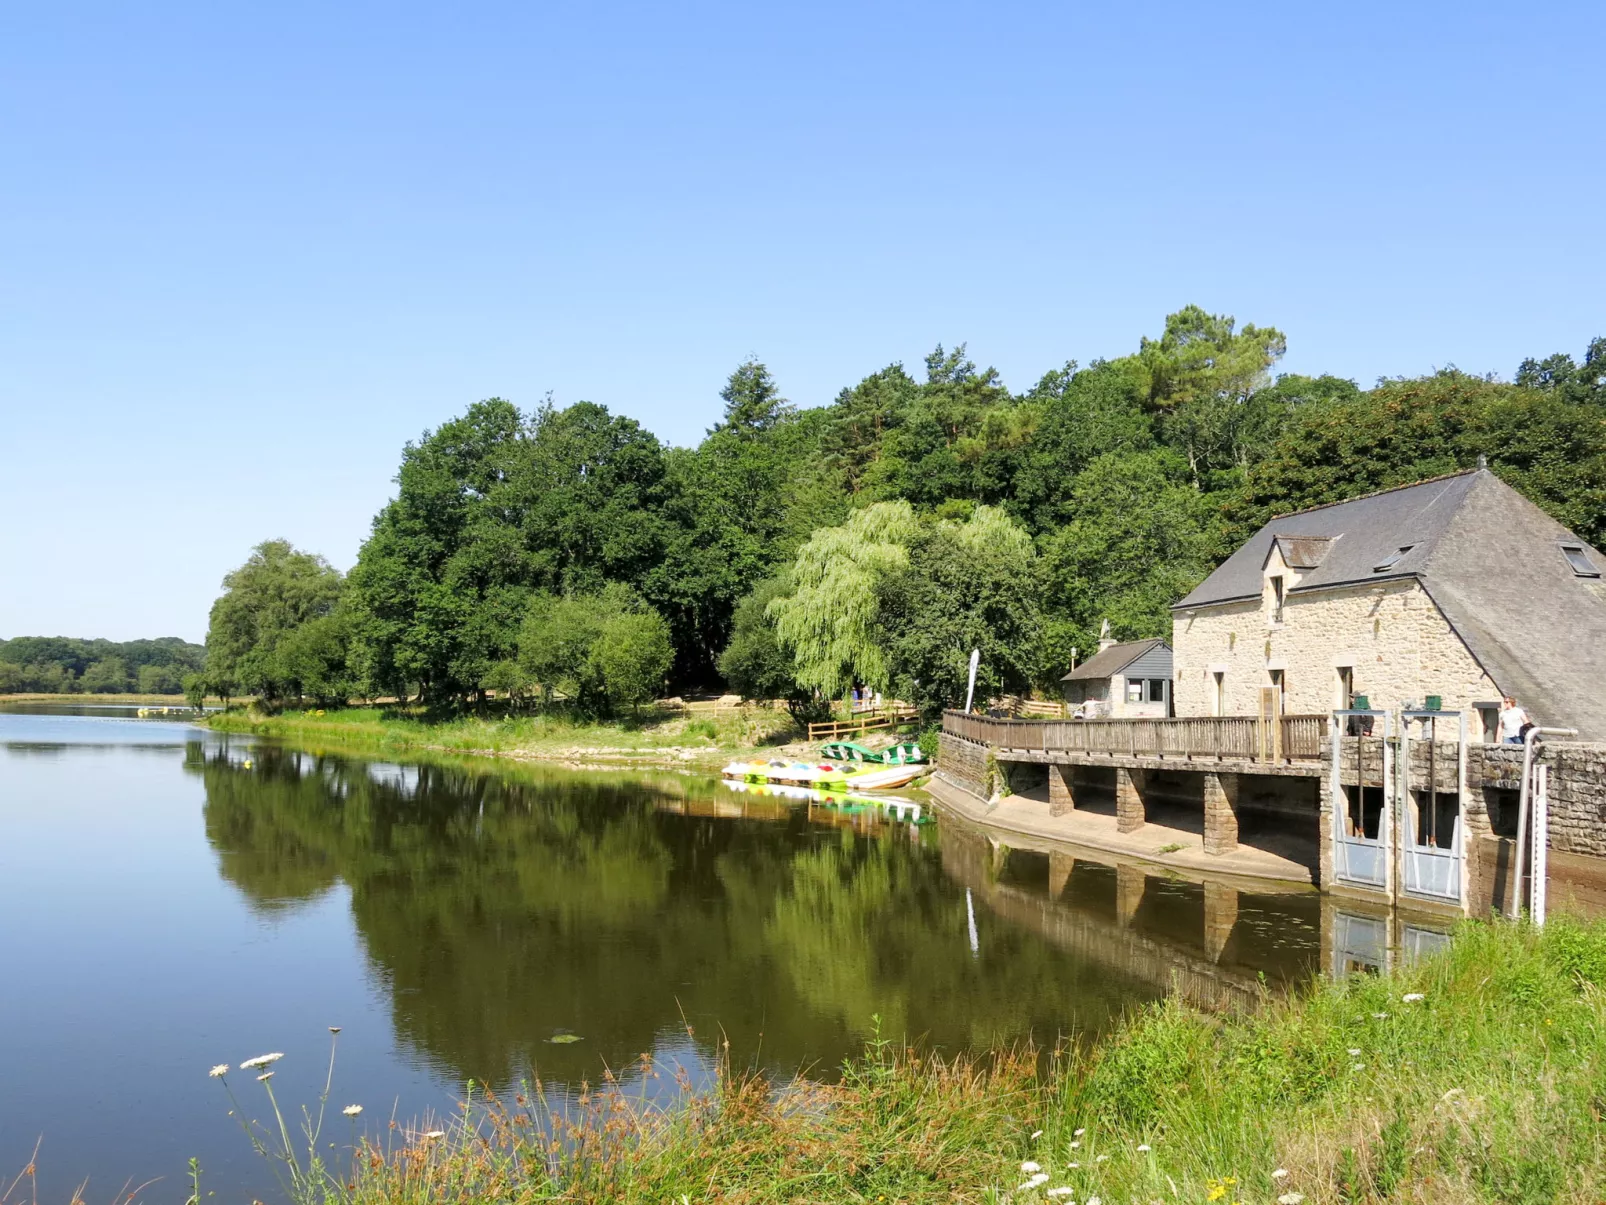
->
[205, 539, 344, 704]
[592, 611, 674, 714]
[137, 663, 183, 695]
[1039, 450, 1220, 669]
[347, 399, 534, 705]
[80, 657, 132, 693]
[879, 506, 1043, 717]
[516, 585, 671, 715]
[273, 611, 355, 706]
[768, 501, 920, 698]
[717, 574, 823, 720]
[183, 672, 207, 710]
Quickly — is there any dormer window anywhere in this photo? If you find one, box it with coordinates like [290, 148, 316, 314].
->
[1373, 545, 1415, 573]
[1561, 544, 1600, 577]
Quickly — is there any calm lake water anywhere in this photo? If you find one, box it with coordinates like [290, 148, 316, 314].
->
[0, 703, 1330, 1200]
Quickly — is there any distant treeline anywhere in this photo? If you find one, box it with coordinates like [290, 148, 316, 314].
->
[0, 636, 206, 695]
[197, 306, 1606, 716]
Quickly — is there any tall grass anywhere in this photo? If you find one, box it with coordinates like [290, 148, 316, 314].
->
[206, 705, 800, 765]
[207, 916, 1606, 1205]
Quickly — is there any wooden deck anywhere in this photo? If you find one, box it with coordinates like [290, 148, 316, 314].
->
[944, 710, 1326, 767]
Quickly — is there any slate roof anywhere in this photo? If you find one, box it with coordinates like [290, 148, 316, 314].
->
[1174, 469, 1606, 739]
[1062, 638, 1170, 682]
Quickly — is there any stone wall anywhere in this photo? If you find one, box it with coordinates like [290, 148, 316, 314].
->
[937, 732, 991, 799]
[1173, 577, 1500, 721]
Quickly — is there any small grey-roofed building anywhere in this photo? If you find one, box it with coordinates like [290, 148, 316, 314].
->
[1171, 466, 1606, 740]
[1062, 636, 1174, 718]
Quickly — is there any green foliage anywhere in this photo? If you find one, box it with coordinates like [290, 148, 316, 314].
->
[201, 316, 1606, 712]
[1039, 449, 1221, 660]
[183, 672, 208, 710]
[718, 574, 825, 721]
[517, 585, 672, 716]
[767, 501, 919, 697]
[137, 662, 184, 695]
[880, 506, 1044, 717]
[591, 610, 674, 713]
[80, 656, 132, 694]
[0, 635, 205, 694]
[205, 539, 345, 705]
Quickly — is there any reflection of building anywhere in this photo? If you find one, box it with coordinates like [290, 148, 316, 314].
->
[936, 814, 1446, 1012]
[1061, 636, 1173, 718]
[1172, 467, 1606, 740]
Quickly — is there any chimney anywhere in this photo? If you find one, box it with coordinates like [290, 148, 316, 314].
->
[1097, 618, 1116, 654]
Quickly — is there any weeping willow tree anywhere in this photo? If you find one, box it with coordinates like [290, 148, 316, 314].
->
[766, 501, 919, 697]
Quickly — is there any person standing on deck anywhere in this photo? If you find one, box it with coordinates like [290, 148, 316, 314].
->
[1499, 696, 1530, 744]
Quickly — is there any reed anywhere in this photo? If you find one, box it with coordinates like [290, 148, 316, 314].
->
[197, 915, 1606, 1204]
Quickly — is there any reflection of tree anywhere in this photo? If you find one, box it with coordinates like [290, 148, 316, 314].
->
[196, 746, 1152, 1089]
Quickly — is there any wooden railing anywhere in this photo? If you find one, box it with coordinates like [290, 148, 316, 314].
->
[942, 711, 1325, 764]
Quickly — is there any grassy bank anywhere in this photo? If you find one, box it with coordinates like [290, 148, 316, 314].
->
[206, 704, 818, 769]
[206, 916, 1606, 1205]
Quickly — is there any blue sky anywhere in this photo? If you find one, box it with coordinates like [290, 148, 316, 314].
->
[3, 0, 1602, 643]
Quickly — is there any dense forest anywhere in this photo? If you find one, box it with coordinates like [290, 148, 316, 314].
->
[0, 635, 206, 694]
[200, 306, 1606, 718]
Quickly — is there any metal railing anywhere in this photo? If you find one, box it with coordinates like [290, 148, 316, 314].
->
[942, 710, 1325, 763]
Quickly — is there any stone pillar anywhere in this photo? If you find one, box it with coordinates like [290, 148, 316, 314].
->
[1203, 880, 1239, 961]
[1116, 768, 1146, 833]
[1048, 764, 1076, 817]
[1116, 862, 1146, 926]
[1203, 772, 1240, 855]
[1048, 852, 1075, 899]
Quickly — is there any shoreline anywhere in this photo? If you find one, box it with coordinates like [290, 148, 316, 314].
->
[203, 705, 826, 774]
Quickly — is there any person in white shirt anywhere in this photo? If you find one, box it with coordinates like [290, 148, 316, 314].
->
[1498, 696, 1530, 744]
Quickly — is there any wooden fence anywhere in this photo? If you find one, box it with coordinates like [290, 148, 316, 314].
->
[656, 698, 787, 716]
[808, 706, 921, 742]
[942, 710, 1325, 764]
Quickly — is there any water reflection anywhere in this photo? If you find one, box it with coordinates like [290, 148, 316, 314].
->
[190, 743, 1152, 1087]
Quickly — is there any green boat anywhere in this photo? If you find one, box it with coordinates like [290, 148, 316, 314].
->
[819, 740, 928, 766]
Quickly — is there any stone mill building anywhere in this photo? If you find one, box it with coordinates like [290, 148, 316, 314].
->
[1171, 466, 1606, 741]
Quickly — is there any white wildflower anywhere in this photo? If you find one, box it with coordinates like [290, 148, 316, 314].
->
[1074, 1127, 1086, 1136]
[1137, 1143, 1151, 1152]
[1352, 1062, 1365, 1071]
[1087, 1197, 1102, 1205]
[342, 1105, 363, 1117]
[1372, 1011, 1389, 1019]
[1021, 1161, 1042, 1173]
[1347, 1048, 1361, 1056]
[424, 1130, 445, 1140]
[1029, 1173, 1050, 1187]
[1067, 1162, 1080, 1169]
[208, 1064, 229, 1078]
[257, 1072, 274, 1081]
[1278, 1194, 1304, 1205]
[1031, 1130, 1044, 1139]
[1046, 1191, 1075, 1200]
[1070, 1140, 1081, 1149]
[1096, 1154, 1109, 1162]
[1402, 992, 1425, 1003]
[240, 1053, 284, 1070]
[1272, 1168, 1289, 1180]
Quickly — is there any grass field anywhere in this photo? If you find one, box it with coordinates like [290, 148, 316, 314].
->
[188, 915, 1606, 1205]
[206, 704, 814, 769]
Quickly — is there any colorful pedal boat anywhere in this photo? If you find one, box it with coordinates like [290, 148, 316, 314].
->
[720, 757, 925, 792]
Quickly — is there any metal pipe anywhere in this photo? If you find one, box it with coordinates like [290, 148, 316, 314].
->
[1510, 727, 1577, 920]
